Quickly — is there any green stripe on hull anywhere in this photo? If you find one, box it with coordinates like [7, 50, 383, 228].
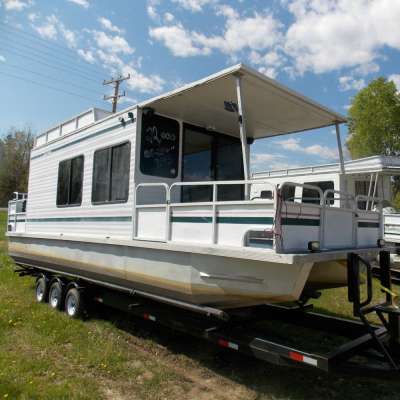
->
[171, 216, 274, 224]
[358, 222, 380, 228]
[27, 216, 132, 223]
[171, 216, 212, 223]
[281, 217, 320, 226]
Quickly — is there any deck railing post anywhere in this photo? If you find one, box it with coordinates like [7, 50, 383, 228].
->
[212, 183, 217, 244]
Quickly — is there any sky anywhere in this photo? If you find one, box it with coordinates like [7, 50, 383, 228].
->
[1, 0, 400, 173]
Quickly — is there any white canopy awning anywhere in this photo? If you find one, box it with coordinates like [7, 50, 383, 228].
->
[139, 64, 346, 140]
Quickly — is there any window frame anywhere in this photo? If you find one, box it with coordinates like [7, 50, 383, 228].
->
[56, 154, 85, 208]
[91, 141, 131, 205]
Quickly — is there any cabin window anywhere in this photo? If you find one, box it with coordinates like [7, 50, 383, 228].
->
[140, 112, 179, 178]
[92, 142, 131, 204]
[56, 155, 84, 207]
[182, 124, 244, 202]
[303, 181, 334, 204]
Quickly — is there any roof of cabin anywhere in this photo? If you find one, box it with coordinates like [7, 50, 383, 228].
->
[252, 155, 400, 178]
[139, 63, 346, 139]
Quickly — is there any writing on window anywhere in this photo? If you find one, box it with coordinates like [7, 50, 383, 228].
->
[140, 112, 179, 178]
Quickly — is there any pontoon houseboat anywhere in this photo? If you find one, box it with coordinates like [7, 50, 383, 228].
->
[7, 64, 385, 310]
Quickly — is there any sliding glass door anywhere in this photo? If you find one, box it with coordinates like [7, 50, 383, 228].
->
[182, 124, 244, 202]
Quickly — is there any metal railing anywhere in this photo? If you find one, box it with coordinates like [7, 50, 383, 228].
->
[7, 192, 27, 233]
[133, 180, 384, 250]
[134, 180, 277, 243]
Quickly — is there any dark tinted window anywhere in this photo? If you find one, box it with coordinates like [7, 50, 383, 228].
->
[111, 143, 130, 201]
[140, 113, 179, 178]
[92, 142, 130, 204]
[57, 155, 84, 206]
[70, 156, 84, 204]
[303, 181, 334, 204]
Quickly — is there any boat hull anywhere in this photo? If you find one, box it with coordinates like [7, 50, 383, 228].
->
[8, 235, 313, 309]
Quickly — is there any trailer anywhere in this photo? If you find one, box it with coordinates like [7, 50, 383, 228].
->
[14, 249, 400, 375]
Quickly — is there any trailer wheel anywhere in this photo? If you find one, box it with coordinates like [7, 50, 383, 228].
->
[65, 288, 85, 319]
[48, 281, 63, 310]
[35, 276, 48, 303]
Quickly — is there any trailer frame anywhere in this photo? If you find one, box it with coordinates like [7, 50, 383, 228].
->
[14, 250, 400, 376]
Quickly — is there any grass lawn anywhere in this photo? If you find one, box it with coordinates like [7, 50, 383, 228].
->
[1, 210, 400, 399]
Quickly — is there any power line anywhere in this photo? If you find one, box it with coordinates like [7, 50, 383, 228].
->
[0, 46, 102, 84]
[0, 70, 104, 104]
[0, 37, 105, 81]
[0, 62, 105, 96]
[0, 22, 105, 76]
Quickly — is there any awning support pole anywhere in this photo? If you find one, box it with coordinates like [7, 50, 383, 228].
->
[235, 73, 250, 199]
[335, 122, 345, 175]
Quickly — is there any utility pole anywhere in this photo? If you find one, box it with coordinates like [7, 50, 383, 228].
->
[103, 74, 130, 113]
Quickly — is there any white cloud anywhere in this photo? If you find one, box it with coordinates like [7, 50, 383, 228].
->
[149, 7, 282, 58]
[339, 76, 365, 91]
[98, 17, 123, 34]
[67, 0, 89, 8]
[0, 55, 6, 62]
[61, 26, 77, 48]
[284, 0, 400, 75]
[164, 12, 175, 22]
[93, 31, 134, 54]
[251, 153, 293, 172]
[121, 64, 165, 94]
[172, 0, 214, 12]
[149, 24, 211, 57]
[32, 15, 78, 48]
[147, 0, 160, 20]
[77, 49, 96, 63]
[276, 138, 337, 160]
[33, 15, 58, 40]
[28, 12, 38, 21]
[389, 74, 400, 91]
[2, 0, 32, 11]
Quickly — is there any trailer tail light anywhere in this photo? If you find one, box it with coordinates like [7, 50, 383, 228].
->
[218, 338, 239, 351]
[143, 313, 156, 322]
[288, 351, 317, 366]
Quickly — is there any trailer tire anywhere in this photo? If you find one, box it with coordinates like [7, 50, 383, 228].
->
[65, 288, 85, 319]
[48, 280, 63, 310]
[35, 276, 48, 303]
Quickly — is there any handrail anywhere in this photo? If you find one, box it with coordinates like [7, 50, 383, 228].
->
[170, 179, 277, 204]
[280, 182, 324, 206]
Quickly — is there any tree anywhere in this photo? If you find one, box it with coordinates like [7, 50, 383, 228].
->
[0, 127, 34, 207]
[347, 77, 400, 158]
[347, 78, 400, 208]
